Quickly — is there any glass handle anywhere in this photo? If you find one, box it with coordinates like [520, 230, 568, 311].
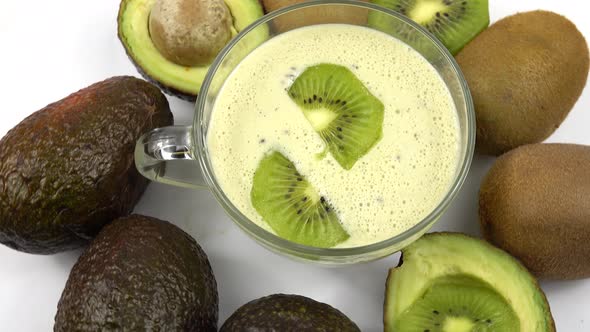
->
[134, 125, 207, 189]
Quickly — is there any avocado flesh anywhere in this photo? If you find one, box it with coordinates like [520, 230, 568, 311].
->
[384, 233, 555, 332]
[118, 0, 267, 101]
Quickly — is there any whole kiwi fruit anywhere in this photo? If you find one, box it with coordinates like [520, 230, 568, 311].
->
[479, 143, 590, 280]
[261, 0, 369, 32]
[456, 10, 589, 155]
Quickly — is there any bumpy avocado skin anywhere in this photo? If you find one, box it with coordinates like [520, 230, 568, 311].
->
[0, 76, 173, 254]
[54, 214, 218, 332]
[221, 294, 360, 332]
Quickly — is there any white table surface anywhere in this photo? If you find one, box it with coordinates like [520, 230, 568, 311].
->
[1, 0, 589, 330]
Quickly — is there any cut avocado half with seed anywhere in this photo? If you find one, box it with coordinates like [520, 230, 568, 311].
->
[385, 233, 555, 332]
[117, 0, 267, 101]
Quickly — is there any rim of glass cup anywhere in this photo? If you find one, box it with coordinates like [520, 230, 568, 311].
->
[195, 0, 475, 258]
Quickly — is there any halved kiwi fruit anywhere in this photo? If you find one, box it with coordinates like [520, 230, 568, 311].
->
[385, 233, 555, 332]
[288, 64, 384, 170]
[250, 151, 349, 248]
[369, 0, 489, 55]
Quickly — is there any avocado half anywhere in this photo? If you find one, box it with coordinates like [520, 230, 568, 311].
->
[118, 0, 266, 101]
[384, 233, 555, 332]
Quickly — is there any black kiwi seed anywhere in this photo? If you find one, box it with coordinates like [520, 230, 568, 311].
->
[320, 197, 325, 203]
[337, 127, 342, 131]
[433, 310, 439, 315]
[313, 95, 317, 100]
[302, 197, 307, 202]
[318, 97, 323, 103]
[297, 209, 302, 215]
[297, 177, 303, 181]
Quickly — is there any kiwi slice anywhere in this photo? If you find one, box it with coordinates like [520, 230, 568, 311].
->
[250, 151, 349, 248]
[288, 64, 384, 170]
[369, 0, 490, 55]
[395, 275, 519, 331]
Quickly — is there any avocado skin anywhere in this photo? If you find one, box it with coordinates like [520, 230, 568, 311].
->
[0, 76, 173, 254]
[221, 294, 360, 332]
[54, 214, 218, 331]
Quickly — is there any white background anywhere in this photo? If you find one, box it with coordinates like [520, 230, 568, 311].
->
[1, 0, 589, 330]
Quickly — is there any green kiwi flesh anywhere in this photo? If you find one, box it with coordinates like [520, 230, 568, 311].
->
[250, 151, 349, 248]
[384, 233, 555, 332]
[369, 0, 490, 54]
[288, 64, 384, 170]
[395, 275, 519, 331]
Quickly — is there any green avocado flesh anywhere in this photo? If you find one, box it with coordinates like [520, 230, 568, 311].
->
[118, 0, 266, 100]
[385, 233, 555, 332]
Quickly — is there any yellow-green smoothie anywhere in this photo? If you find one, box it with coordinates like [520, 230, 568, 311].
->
[207, 24, 460, 248]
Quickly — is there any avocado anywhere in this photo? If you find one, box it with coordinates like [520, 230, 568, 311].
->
[0, 76, 172, 254]
[118, 0, 267, 101]
[54, 214, 218, 331]
[384, 233, 554, 332]
[221, 294, 360, 332]
[480, 143, 590, 280]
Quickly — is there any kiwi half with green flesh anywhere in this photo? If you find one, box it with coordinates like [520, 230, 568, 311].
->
[369, 0, 489, 55]
[395, 275, 519, 331]
[385, 233, 555, 332]
[251, 151, 349, 248]
[288, 64, 384, 170]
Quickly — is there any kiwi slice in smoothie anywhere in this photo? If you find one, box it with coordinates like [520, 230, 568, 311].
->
[369, 0, 489, 55]
[251, 151, 349, 248]
[288, 64, 384, 170]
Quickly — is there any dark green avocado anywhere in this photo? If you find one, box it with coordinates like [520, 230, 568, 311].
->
[54, 214, 218, 331]
[117, 0, 267, 101]
[221, 294, 360, 332]
[0, 76, 172, 254]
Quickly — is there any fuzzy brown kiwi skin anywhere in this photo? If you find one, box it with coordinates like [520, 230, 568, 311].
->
[456, 10, 589, 156]
[479, 144, 590, 280]
[383, 232, 556, 332]
[261, 0, 369, 32]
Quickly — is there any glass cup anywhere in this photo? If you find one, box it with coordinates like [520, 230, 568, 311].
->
[135, 0, 475, 265]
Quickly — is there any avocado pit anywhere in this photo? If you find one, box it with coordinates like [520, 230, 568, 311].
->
[149, 0, 232, 66]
